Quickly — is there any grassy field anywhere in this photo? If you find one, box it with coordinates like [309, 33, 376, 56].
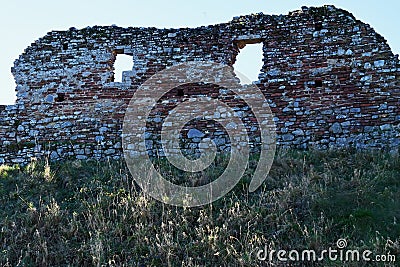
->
[0, 149, 399, 266]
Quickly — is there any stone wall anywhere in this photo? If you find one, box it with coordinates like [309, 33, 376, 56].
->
[1, 5, 399, 165]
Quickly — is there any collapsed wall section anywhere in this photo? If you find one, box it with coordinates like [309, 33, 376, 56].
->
[0, 5, 399, 165]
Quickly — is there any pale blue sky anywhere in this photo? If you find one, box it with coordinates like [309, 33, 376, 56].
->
[1, 1, 399, 105]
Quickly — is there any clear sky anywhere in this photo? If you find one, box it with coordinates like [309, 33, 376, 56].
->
[1, 0, 399, 105]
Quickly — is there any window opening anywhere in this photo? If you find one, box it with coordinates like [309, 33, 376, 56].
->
[114, 54, 133, 83]
[233, 42, 264, 85]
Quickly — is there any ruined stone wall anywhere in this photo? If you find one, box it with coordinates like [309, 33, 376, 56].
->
[0, 5, 399, 165]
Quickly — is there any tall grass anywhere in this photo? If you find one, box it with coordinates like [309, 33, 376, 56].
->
[0, 149, 399, 266]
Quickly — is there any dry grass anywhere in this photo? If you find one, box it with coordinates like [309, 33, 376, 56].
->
[0, 149, 399, 266]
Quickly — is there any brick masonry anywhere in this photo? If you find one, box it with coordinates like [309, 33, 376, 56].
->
[0, 5, 399, 165]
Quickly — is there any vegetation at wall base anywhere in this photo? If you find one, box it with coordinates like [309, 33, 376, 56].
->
[0, 149, 399, 266]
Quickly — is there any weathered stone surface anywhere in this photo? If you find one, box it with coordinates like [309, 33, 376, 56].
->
[293, 129, 305, 136]
[380, 124, 393, 131]
[187, 129, 205, 139]
[282, 134, 295, 141]
[329, 123, 343, 134]
[0, 5, 399, 165]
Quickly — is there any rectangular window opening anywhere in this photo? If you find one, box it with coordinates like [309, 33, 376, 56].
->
[233, 39, 264, 85]
[113, 53, 134, 83]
